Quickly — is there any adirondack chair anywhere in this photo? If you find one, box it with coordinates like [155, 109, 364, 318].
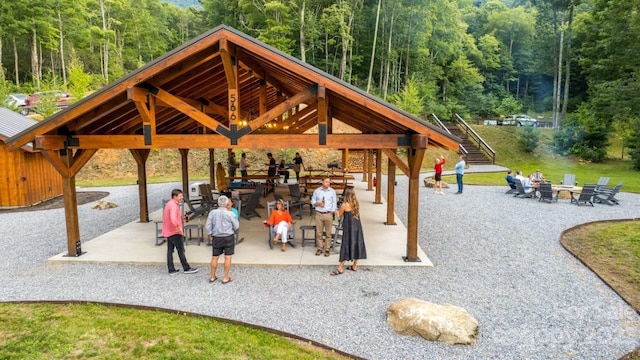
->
[183, 196, 210, 220]
[538, 183, 556, 203]
[571, 184, 596, 206]
[331, 216, 344, 252]
[514, 179, 534, 198]
[560, 174, 577, 186]
[240, 192, 262, 220]
[266, 200, 296, 249]
[594, 181, 623, 205]
[594, 177, 610, 192]
[198, 183, 218, 210]
[288, 184, 312, 218]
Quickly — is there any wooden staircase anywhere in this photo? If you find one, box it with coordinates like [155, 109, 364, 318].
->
[445, 124, 493, 165]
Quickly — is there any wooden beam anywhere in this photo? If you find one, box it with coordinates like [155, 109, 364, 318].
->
[247, 85, 317, 132]
[382, 149, 409, 176]
[35, 134, 412, 150]
[40, 150, 70, 177]
[405, 146, 426, 262]
[219, 37, 237, 89]
[149, 83, 230, 133]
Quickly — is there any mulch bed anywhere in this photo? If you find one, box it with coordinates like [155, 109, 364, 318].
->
[0, 192, 109, 213]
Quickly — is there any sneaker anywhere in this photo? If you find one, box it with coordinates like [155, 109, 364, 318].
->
[324, 250, 330, 257]
[315, 249, 323, 256]
[168, 269, 180, 275]
[183, 267, 199, 274]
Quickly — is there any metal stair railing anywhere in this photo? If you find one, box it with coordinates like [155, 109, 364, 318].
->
[452, 114, 495, 164]
[429, 114, 468, 156]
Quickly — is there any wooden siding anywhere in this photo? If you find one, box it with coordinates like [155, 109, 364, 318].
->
[0, 144, 62, 207]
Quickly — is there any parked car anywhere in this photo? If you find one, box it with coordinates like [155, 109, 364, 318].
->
[3, 93, 28, 109]
[21, 90, 72, 115]
[502, 114, 537, 126]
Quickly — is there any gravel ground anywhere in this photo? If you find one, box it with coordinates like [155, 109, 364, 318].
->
[1, 176, 639, 359]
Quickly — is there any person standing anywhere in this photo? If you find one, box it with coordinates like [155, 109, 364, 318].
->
[312, 177, 338, 257]
[228, 152, 238, 178]
[206, 195, 239, 284]
[292, 152, 305, 182]
[215, 162, 227, 192]
[239, 153, 249, 181]
[162, 189, 199, 275]
[455, 154, 466, 194]
[433, 155, 446, 195]
[265, 152, 277, 192]
[330, 187, 367, 275]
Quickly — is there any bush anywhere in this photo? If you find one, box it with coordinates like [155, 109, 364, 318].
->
[516, 126, 540, 153]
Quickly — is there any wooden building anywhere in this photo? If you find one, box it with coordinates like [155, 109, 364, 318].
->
[6, 25, 461, 260]
[0, 108, 63, 207]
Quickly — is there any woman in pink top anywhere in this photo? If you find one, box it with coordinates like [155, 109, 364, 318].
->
[266, 199, 293, 252]
[433, 155, 446, 194]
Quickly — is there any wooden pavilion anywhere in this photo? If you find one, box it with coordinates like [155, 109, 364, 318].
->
[6, 25, 460, 261]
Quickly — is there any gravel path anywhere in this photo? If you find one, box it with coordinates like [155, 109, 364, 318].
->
[1, 176, 639, 359]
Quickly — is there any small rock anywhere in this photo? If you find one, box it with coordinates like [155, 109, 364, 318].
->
[92, 199, 118, 210]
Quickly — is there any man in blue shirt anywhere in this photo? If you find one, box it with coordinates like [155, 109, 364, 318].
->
[454, 154, 466, 194]
[312, 177, 338, 257]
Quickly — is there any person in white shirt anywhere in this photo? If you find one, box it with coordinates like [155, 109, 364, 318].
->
[311, 177, 338, 257]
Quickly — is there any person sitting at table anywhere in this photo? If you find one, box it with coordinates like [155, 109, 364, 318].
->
[266, 199, 293, 252]
[278, 160, 290, 183]
[515, 170, 526, 183]
[506, 170, 516, 189]
[533, 169, 544, 181]
[522, 174, 536, 197]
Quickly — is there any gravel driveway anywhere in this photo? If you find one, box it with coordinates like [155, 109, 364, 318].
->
[1, 175, 639, 359]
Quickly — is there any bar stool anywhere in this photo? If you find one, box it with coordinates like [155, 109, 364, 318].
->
[300, 225, 316, 247]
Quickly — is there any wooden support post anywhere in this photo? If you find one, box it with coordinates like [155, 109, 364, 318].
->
[374, 149, 382, 203]
[342, 149, 348, 172]
[404, 141, 426, 262]
[385, 151, 396, 225]
[179, 149, 189, 198]
[367, 149, 374, 191]
[209, 149, 215, 188]
[130, 149, 151, 222]
[362, 150, 368, 182]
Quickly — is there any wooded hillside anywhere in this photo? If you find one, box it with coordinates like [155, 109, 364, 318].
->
[1, 0, 639, 169]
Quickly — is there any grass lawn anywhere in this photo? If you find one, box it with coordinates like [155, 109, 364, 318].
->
[0, 303, 351, 360]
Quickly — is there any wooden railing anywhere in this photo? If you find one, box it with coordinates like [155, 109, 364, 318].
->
[429, 113, 468, 156]
[453, 114, 496, 164]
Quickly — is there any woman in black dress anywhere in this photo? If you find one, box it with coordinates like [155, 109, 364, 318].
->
[330, 186, 367, 275]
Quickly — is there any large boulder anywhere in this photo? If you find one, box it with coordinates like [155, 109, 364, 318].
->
[387, 298, 479, 345]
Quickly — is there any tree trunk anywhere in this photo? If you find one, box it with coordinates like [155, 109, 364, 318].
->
[553, 11, 565, 130]
[13, 37, 19, 87]
[366, 0, 382, 93]
[382, 8, 395, 100]
[31, 29, 40, 89]
[404, 0, 414, 84]
[58, 7, 67, 87]
[0, 32, 4, 82]
[299, 0, 306, 63]
[100, 0, 109, 82]
[561, 4, 574, 123]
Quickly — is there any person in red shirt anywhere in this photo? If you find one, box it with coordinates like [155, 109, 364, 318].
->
[162, 189, 198, 275]
[434, 155, 446, 195]
[266, 199, 293, 252]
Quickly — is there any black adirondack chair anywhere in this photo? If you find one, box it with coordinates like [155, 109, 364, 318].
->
[571, 184, 596, 206]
